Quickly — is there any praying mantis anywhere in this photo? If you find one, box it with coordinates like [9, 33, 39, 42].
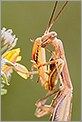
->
[30, 1, 73, 121]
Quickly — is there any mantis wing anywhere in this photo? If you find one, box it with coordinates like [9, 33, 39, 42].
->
[50, 89, 72, 121]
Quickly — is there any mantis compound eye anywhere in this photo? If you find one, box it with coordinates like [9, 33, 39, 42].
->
[41, 32, 57, 48]
[49, 31, 57, 37]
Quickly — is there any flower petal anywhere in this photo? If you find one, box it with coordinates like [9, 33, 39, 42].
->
[14, 63, 29, 79]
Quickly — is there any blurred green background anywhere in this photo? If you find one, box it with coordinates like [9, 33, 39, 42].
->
[1, 1, 81, 121]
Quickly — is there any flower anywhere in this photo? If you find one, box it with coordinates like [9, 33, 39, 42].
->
[1, 27, 29, 95]
[1, 27, 18, 54]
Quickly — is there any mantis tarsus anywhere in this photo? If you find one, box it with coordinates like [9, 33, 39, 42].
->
[31, 1, 73, 121]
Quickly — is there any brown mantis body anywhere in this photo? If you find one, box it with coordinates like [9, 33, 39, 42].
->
[31, 1, 73, 121]
[35, 32, 73, 121]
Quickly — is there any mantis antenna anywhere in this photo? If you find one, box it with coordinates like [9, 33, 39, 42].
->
[45, 1, 58, 34]
[45, 1, 69, 34]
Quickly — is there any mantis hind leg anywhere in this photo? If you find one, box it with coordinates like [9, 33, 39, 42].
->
[35, 87, 60, 117]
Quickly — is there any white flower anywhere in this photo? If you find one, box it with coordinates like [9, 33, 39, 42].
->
[1, 27, 18, 54]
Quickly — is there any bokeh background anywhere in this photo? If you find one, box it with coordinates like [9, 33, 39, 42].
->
[1, 1, 81, 121]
